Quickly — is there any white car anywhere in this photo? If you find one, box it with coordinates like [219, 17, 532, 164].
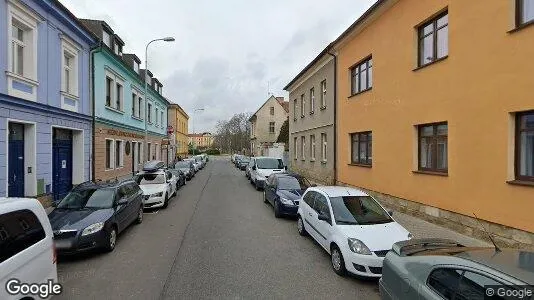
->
[185, 158, 200, 172]
[0, 197, 58, 300]
[296, 186, 412, 278]
[136, 169, 177, 209]
[249, 157, 286, 190]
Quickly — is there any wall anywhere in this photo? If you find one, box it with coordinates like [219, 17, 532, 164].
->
[336, 0, 534, 238]
[250, 96, 288, 155]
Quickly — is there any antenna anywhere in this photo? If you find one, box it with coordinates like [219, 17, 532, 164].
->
[267, 81, 271, 96]
[473, 213, 501, 253]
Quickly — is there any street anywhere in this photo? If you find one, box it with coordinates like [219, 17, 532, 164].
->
[56, 157, 380, 299]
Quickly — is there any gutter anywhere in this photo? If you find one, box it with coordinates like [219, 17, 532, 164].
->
[90, 42, 102, 182]
[327, 51, 337, 185]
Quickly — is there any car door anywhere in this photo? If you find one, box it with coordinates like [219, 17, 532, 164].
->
[127, 183, 143, 223]
[115, 186, 130, 232]
[311, 192, 333, 250]
[264, 175, 276, 205]
[301, 191, 319, 242]
[166, 171, 175, 196]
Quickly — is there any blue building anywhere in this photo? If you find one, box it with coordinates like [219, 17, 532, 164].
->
[0, 0, 95, 202]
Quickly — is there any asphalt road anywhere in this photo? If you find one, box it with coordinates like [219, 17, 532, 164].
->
[57, 157, 380, 299]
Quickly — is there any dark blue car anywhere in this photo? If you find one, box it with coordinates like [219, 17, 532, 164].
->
[263, 173, 313, 218]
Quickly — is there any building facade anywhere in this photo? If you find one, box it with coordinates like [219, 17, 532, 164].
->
[81, 19, 170, 181]
[284, 50, 335, 185]
[249, 96, 289, 157]
[168, 103, 189, 157]
[334, 0, 534, 247]
[188, 132, 213, 149]
[0, 0, 95, 203]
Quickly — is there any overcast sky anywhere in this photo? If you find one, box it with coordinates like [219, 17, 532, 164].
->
[59, 0, 376, 133]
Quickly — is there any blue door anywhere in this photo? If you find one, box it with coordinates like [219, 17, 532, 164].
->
[53, 129, 73, 202]
[8, 123, 25, 197]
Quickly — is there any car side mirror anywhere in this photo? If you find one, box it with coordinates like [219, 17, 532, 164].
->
[388, 210, 394, 217]
[117, 198, 129, 205]
[318, 212, 330, 222]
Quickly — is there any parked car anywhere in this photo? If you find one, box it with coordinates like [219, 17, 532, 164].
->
[202, 153, 209, 162]
[194, 155, 205, 169]
[296, 186, 411, 277]
[237, 156, 251, 170]
[249, 157, 286, 190]
[0, 197, 58, 300]
[48, 180, 144, 254]
[168, 169, 187, 189]
[185, 158, 201, 172]
[263, 173, 313, 218]
[380, 239, 534, 300]
[245, 158, 255, 179]
[231, 154, 237, 163]
[234, 155, 244, 168]
[135, 161, 177, 209]
[175, 160, 195, 180]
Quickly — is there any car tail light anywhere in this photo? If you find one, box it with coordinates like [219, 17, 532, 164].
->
[52, 242, 57, 264]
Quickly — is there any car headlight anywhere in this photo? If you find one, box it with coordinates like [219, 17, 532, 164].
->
[81, 222, 104, 236]
[279, 197, 294, 205]
[347, 238, 372, 255]
[151, 192, 163, 198]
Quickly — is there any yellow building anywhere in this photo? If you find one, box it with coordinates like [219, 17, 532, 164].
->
[334, 0, 534, 247]
[168, 104, 189, 157]
[188, 133, 214, 149]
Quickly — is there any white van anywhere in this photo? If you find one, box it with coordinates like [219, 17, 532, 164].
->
[249, 156, 286, 190]
[0, 198, 58, 300]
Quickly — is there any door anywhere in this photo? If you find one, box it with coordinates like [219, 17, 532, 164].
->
[115, 186, 130, 232]
[52, 128, 73, 202]
[301, 191, 319, 241]
[8, 123, 25, 197]
[312, 193, 332, 249]
[265, 176, 277, 205]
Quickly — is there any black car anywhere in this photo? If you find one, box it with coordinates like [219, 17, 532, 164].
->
[48, 180, 144, 254]
[174, 160, 195, 180]
[234, 155, 244, 167]
[263, 173, 313, 218]
[238, 157, 251, 170]
[168, 169, 186, 188]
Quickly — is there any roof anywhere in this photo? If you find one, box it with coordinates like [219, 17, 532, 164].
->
[283, 43, 333, 91]
[46, 2, 98, 43]
[276, 97, 289, 112]
[312, 186, 368, 197]
[123, 53, 141, 63]
[168, 103, 190, 119]
[249, 96, 289, 121]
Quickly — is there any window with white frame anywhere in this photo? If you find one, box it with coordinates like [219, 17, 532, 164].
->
[105, 71, 124, 111]
[300, 94, 305, 117]
[321, 80, 327, 108]
[102, 31, 111, 47]
[132, 93, 137, 117]
[309, 87, 315, 114]
[321, 133, 327, 161]
[106, 139, 114, 169]
[148, 103, 153, 123]
[156, 107, 159, 126]
[11, 23, 25, 76]
[61, 37, 79, 98]
[161, 111, 164, 127]
[301, 136, 306, 160]
[155, 144, 160, 160]
[138, 96, 143, 119]
[115, 140, 123, 168]
[116, 83, 123, 111]
[133, 62, 139, 74]
[293, 137, 298, 160]
[310, 134, 316, 160]
[147, 142, 152, 160]
[106, 77, 113, 107]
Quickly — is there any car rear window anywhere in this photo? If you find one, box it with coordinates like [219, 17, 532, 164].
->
[0, 209, 46, 264]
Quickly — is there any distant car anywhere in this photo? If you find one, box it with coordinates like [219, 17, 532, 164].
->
[193, 155, 205, 169]
[231, 154, 237, 163]
[380, 239, 534, 300]
[48, 180, 144, 254]
[184, 158, 200, 172]
[234, 155, 244, 168]
[249, 157, 286, 190]
[135, 161, 177, 209]
[245, 158, 255, 179]
[263, 173, 313, 218]
[168, 169, 186, 189]
[297, 186, 411, 277]
[0, 197, 58, 300]
[237, 156, 251, 170]
[174, 160, 195, 180]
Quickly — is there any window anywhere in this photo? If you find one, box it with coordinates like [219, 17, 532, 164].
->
[138, 143, 142, 164]
[156, 107, 159, 126]
[301, 136, 306, 160]
[427, 269, 503, 300]
[303, 191, 316, 208]
[102, 31, 111, 47]
[321, 133, 327, 162]
[147, 142, 151, 160]
[0, 210, 45, 264]
[309, 87, 315, 114]
[148, 103, 152, 123]
[351, 132, 372, 166]
[11, 23, 24, 76]
[115, 140, 123, 168]
[61, 37, 81, 101]
[300, 94, 305, 117]
[132, 93, 137, 117]
[351, 57, 373, 95]
[427, 268, 462, 299]
[418, 12, 448, 67]
[116, 83, 123, 111]
[105, 77, 113, 107]
[161, 111, 164, 126]
[517, 0, 534, 26]
[310, 134, 316, 160]
[456, 271, 502, 300]
[138, 97, 143, 119]
[63, 53, 72, 94]
[294, 137, 298, 160]
[269, 122, 275, 134]
[516, 111, 534, 181]
[321, 80, 327, 108]
[293, 99, 297, 120]
[133, 62, 139, 74]
[270, 106, 274, 115]
[418, 123, 448, 173]
[105, 139, 114, 169]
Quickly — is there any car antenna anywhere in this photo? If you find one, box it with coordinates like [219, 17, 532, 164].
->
[473, 213, 501, 253]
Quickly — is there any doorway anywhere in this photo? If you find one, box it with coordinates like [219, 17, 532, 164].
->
[52, 128, 73, 202]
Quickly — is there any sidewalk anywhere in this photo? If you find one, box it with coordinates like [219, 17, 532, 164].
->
[393, 210, 490, 247]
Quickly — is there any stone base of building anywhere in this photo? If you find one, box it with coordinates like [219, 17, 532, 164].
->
[337, 181, 534, 250]
[291, 165, 335, 186]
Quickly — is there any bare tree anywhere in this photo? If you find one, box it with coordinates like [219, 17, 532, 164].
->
[213, 112, 251, 154]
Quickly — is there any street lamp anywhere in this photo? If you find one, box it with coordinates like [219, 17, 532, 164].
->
[144, 37, 174, 164]
[192, 108, 204, 154]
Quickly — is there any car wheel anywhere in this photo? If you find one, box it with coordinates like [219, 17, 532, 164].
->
[331, 245, 347, 276]
[274, 200, 281, 218]
[162, 193, 169, 209]
[135, 206, 143, 224]
[255, 181, 261, 191]
[297, 216, 307, 236]
[104, 227, 117, 252]
[263, 191, 268, 203]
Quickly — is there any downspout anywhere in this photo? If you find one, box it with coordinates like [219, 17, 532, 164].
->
[327, 51, 337, 185]
[90, 42, 102, 182]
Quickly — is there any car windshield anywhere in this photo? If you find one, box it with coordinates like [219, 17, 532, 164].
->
[278, 177, 309, 190]
[137, 173, 166, 185]
[330, 196, 392, 225]
[240, 157, 250, 163]
[256, 158, 284, 169]
[57, 188, 115, 209]
[175, 161, 190, 168]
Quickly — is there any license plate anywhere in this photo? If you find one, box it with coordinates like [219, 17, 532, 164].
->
[55, 240, 72, 249]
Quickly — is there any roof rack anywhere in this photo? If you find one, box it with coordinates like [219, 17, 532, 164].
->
[143, 160, 165, 172]
[392, 238, 465, 257]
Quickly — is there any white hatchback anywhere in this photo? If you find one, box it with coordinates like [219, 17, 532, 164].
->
[0, 197, 58, 300]
[296, 186, 411, 277]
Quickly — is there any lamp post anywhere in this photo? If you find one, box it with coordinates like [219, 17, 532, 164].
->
[144, 37, 174, 163]
[192, 108, 204, 154]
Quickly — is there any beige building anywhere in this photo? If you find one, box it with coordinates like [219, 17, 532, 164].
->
[188, 132, 214, 149]
[249, 96, 289, 156]
[284, 48, 335, 185]
[168, 104, 189, 157]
